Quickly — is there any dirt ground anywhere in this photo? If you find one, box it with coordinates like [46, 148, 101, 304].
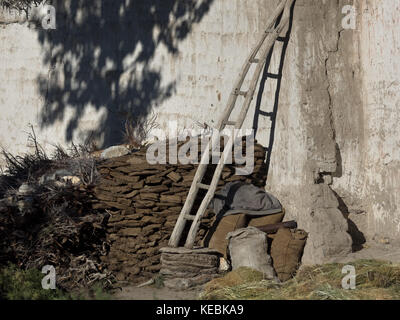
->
[113, 285, 201, 300]
[112, 240, 400, 300]
[330, 241, 400, 264]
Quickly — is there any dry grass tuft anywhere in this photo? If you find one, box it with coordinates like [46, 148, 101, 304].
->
[201, 260, 400, 300]
[123, 112, 159, 149]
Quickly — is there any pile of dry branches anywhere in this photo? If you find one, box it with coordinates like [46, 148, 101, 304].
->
[0, 0, 40, 11]
[0, 129, 114, 291]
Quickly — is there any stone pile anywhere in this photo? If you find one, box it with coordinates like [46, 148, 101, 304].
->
[94, 140, 268, 283]
[159, 247, 221, 290]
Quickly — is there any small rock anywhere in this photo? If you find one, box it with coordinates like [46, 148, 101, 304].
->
[219, 257, 230, 272]
[39, 169, 73, 185]
[101, 145, 130, 159]
[60, 176, 81, 185]
[379, 237, 390, 245]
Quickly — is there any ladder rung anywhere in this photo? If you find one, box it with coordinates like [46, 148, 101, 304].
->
[168, 0, 294, 249]
[197, 183, 210, 190]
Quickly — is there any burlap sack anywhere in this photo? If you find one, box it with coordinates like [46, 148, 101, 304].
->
[227, 227, 277, 280]
[270, 228, 308, 282]
[247, 209, 285, 227]
[205, 210, 285, 257]
[206, 213, 248, 257]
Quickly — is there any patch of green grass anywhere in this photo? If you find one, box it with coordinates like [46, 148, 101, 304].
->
[0, 264, 69, 300]
[94, 284, 113, 300]
[0, 264, 113, 300]
[201, 260, 400, 300]
[153, 274, 165, 289]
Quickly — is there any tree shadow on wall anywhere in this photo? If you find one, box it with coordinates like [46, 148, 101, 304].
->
[36, 0, 213, 148]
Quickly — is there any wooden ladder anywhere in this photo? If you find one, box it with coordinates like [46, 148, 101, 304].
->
[168, 0, 295, 249]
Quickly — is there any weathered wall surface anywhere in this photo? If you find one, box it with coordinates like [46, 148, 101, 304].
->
[358, 0, 400, 240]
[267, 0, 355, 264]
[1, 1, 400, 263]
[267, 0, 400, 263]
[0, 9, 106, 156]
[0, 0, 277, 155]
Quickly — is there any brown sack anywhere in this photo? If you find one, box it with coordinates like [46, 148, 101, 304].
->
[270, 228, 308, 282]
[248, 209, 285, 228]
[205, 210, 285, 257]
[205, 214, 248, 257]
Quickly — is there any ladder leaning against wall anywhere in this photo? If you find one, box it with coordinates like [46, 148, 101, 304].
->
[168, 0, 295, 249]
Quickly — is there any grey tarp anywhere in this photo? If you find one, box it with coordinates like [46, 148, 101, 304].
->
[210, 181, 282, 217]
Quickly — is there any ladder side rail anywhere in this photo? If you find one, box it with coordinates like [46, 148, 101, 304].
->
[235, 0, 294, 130]
[184, 0, 295, 248]
[168, 0, 294, 248]
[168, 166, 208, 246]
[184, 133, 236, 248]
[168, 138, 215, 246]
[216, 0, 288, 131]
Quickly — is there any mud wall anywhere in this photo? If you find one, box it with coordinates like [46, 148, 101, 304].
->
[1, 1, 400, 263]
[266, 0, 400, 263]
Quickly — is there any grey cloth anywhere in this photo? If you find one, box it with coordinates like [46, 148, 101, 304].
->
[210, 181, 282, 217]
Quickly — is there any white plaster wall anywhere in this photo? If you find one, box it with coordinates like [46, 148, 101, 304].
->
[0, 11, 106, 158]
[267, 0, 400, 241]
[0, 0, 280, 158]
[145, 0, 282, 145]
[0, 1, 400, 241]
[358, 0, 400, 237]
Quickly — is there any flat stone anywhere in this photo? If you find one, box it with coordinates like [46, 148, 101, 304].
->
[167, 171, 182, 182]
[159, 246, 221, 255]
[164, 274, 219, 290]
[101, 145, 130, 159]
[120, 227, 142, 237]
[161, 253, 220, 268]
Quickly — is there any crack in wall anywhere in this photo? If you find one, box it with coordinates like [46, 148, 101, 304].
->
[325, 29, 344, 142]
[316, 28, 344, 184]
[319, 25, 367, 250]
